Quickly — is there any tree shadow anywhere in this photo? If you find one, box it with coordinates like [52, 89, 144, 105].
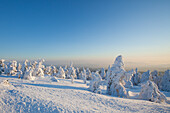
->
[0, 75, 18, 78]
[22, 82, 87, 91]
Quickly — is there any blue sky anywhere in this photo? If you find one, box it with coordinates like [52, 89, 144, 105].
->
[0, 0, 170, 68]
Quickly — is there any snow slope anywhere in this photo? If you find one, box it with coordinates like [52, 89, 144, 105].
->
[0, 75, 170, 113]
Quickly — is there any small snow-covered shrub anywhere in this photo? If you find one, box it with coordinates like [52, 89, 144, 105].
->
[139, 80, 167, 103]
[160, 70, 170, 92]
[89, 71, 102, 93]
[56, 66, 65, 78]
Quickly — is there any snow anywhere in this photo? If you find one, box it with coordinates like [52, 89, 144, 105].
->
[0, 74, 170, 113]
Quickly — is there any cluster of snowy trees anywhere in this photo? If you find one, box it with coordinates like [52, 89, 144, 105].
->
[0, 56, 169, 103]
[104, 55, 169, 103]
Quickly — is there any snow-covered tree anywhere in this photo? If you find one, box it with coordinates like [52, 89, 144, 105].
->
[0, 59, 5, 74]
[89, 71, 102, 93]
[140, 70, 151, 83]
[23, 67, 34, 80]
[51, 66, 58, 76]
[32, 59, 45, 77]
[67, 62, 76, 79]
[124, 70, 134, 88]
[100, 68, 106, 79]
[21, 60, 28, 74]
[150, 70, 162, 89]
[71, 75, 74, 83]
[106, 65, 111, 81]
[6, 60, 18, 76]
[139, 80, 167, 103]
[160, 70, 170, 92]
[82, 68, 87, 84]
[86, 68, 92, 80]
[44, 66, 52, 75]
[17, 70, 23, 79]
[132, 68, 142, 85]
[75, 67, 80, 79]
[17, 63, 22, 71]
[106, 55, 129, 98]
[56, 66, 65, 78]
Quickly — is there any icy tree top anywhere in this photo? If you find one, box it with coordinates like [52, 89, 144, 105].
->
[111, 55, 125, 72]
[113, 55, 124, 67]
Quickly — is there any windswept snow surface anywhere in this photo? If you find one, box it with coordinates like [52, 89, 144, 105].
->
[0, 75, 170, 113]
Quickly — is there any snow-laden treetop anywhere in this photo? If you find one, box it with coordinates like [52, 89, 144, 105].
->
[113, 55, 124, 67]
[111, 55, 125, 72]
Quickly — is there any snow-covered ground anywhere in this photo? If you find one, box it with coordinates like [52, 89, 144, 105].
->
[0, 75, 170, 113]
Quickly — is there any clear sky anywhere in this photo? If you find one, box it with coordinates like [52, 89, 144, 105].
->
[0, 0, 170, 70]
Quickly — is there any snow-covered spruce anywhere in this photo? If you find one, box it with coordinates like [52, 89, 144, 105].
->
[124, 70, 134, 88]
[100, 68, 106, 79]
[160, 69, 170, 92]
[132, 68, 142, 85]
[105, 65, 111, 81]
[89, 71, 102, 93]
[44, 66, 52, 75]
[150, 70, 162, 89]
[6, 60, 18, 76]
[106, 55, 129, 98]
[140, 70, 151, 83]
[56, 66, 65, 79]
[21, 60, 28, 75]
[0, 59, 5, 74]
[67, 62, 77, 79]
[75, 67, 80, 79]
[23, 67, 34, 80]
[139, 80, 167, 103]
[86, 68, 92, 80]
[82, 68, 87, 84]
[32, 60, 45, 77]
[51, 66, 58, 76]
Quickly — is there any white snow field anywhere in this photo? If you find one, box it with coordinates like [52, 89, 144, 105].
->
[0, 75, 170, 113]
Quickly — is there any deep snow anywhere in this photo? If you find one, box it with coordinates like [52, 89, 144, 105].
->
[0, 75, 170, 113]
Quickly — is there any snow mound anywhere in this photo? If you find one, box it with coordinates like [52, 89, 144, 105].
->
[139, 80, 167, 103]
[1, 80, 10, 86]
